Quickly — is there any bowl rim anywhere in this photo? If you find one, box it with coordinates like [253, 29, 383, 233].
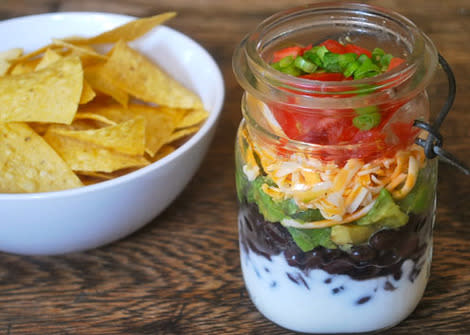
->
[0, 11, 225, 200]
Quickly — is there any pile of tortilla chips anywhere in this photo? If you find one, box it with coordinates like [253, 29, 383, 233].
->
[0, 12, 210, 193]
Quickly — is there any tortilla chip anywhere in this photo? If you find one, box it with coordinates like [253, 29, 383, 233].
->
[0, 61, 10, 76]
[0, 122, 82, 193]
[11, 45, 53, 63]
[0, 48, 23, 76]
[0, 48, 23, 61]
[152, 144, 175, 161]
[35, 48, 63, 71]
[73, 112, 117, 126]
[167, 126, 200, 143]
[48, 117, 146, 155]
[52, 39, 107, 61]
[127, 104, 178, 155]
[79, 79, 96, 104]
[43, 130, 150, 173]
[9, 59, 40, 75]
[0, 56, 83, 123]
[28, 122, 50, 136]
[79, 102, 179, 156]
[177, 108, 209, 129]
[63, 12, 176, 45]
[101, 40, 203, 109]
[84, 64, 128, 107]
[76, 170, 115, 180]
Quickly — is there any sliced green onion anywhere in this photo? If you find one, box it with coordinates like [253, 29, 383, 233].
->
[271, 62, 282, 71]
[338, 53, 358, 70]
[280, 63, 302, 76]
[343, 60, 360, 78]
[294, 56, 317, 73]
[354, 58, 380, 79]
[303, 50, 323, 66]
[322, 53, 341, 72]
[279, 55, 295, 68]
[380, 54, 393, 70]
[371, 48, 385, 63]
[357, 54, 370, 64]
[313, 45, 329, 60]
[353, 112, 381, 130]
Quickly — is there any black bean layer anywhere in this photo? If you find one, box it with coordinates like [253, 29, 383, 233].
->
[239, 202, 432, 281]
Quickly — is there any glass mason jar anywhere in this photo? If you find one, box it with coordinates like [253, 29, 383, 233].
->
[233, 3, 439, 334]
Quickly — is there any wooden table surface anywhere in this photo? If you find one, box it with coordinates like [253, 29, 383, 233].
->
[0, 0, 469, 334]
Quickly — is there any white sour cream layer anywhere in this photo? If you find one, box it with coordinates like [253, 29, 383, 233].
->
[240, 245, 431, 333]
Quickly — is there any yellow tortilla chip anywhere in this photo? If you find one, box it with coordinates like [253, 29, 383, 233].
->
[28, 122, 50, 136]
[35, 48, 62, 71]
[11, 45, 53, 63]
[167, 126, 200, 144]
[47, 118, 146, 156]
[84, 64, 128, 107]
[52, 39, 107, 62]
[76, 171, 115, 181]
[9, 59, 40, 75]
[0, 48, 23, 76]
[63, 12, 176, 45]
[57, 119, 102, 131]
[127, 104, 178, 155]
[0, 56, 83, 123]
[152, 145, 175, 161]
[76, 166, 139, 180]
[43, 130, 149, 173]
[79, 79, 96, 104]
[177, 108, 209, 129]
[101, 40, 203, 109]
[73, 112, 117, 126]
[0, 48, 23, 61]
[0, 61, 10, 76]
[67, 45, 104, 67]
[0, 122, 82, 193]
[79, 102, 178, 156]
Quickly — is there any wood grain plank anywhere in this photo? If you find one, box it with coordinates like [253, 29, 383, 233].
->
[0, 0, 468, 334]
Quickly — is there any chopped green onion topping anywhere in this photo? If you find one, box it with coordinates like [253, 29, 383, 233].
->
[357, 54, 370, 64]
[338, 53, 358, 70]
[279, 55, 295, 68]
[270, 41, 398, 80]
[343, 61, 360, 78]
[354, 58, 380, 79]
[371, 48, 385, 63]
[294, 56, 317, 73]
[322, 53, 341, 72]
[281, 64, 302, 76]
[353, 105, 381, 130]
[380, 54, 393, 69]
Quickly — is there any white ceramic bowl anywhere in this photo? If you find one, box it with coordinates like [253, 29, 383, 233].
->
[0, 12, 224, 255]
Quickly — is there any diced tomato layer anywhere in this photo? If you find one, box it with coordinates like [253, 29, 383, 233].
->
[391, 121, 419, 148]
[344, 44, 373, 58]
[387, 57, 406, 71]
[270, 102, 418, 164]
[320, 39, 347, 54]
[272, 46, 303, 63]
[268, 42, 413, 164]
[300, 72, 346, 81]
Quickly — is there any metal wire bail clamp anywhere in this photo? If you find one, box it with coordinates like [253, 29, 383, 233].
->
[413, 54, 469, 175]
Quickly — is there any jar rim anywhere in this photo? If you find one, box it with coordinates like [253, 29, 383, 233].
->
[233, 2, 438, 110]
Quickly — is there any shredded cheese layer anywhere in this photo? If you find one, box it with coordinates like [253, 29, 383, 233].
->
[240, 128, 425, 228]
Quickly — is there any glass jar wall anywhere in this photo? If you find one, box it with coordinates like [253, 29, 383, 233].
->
[233, 3, 439, 333]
